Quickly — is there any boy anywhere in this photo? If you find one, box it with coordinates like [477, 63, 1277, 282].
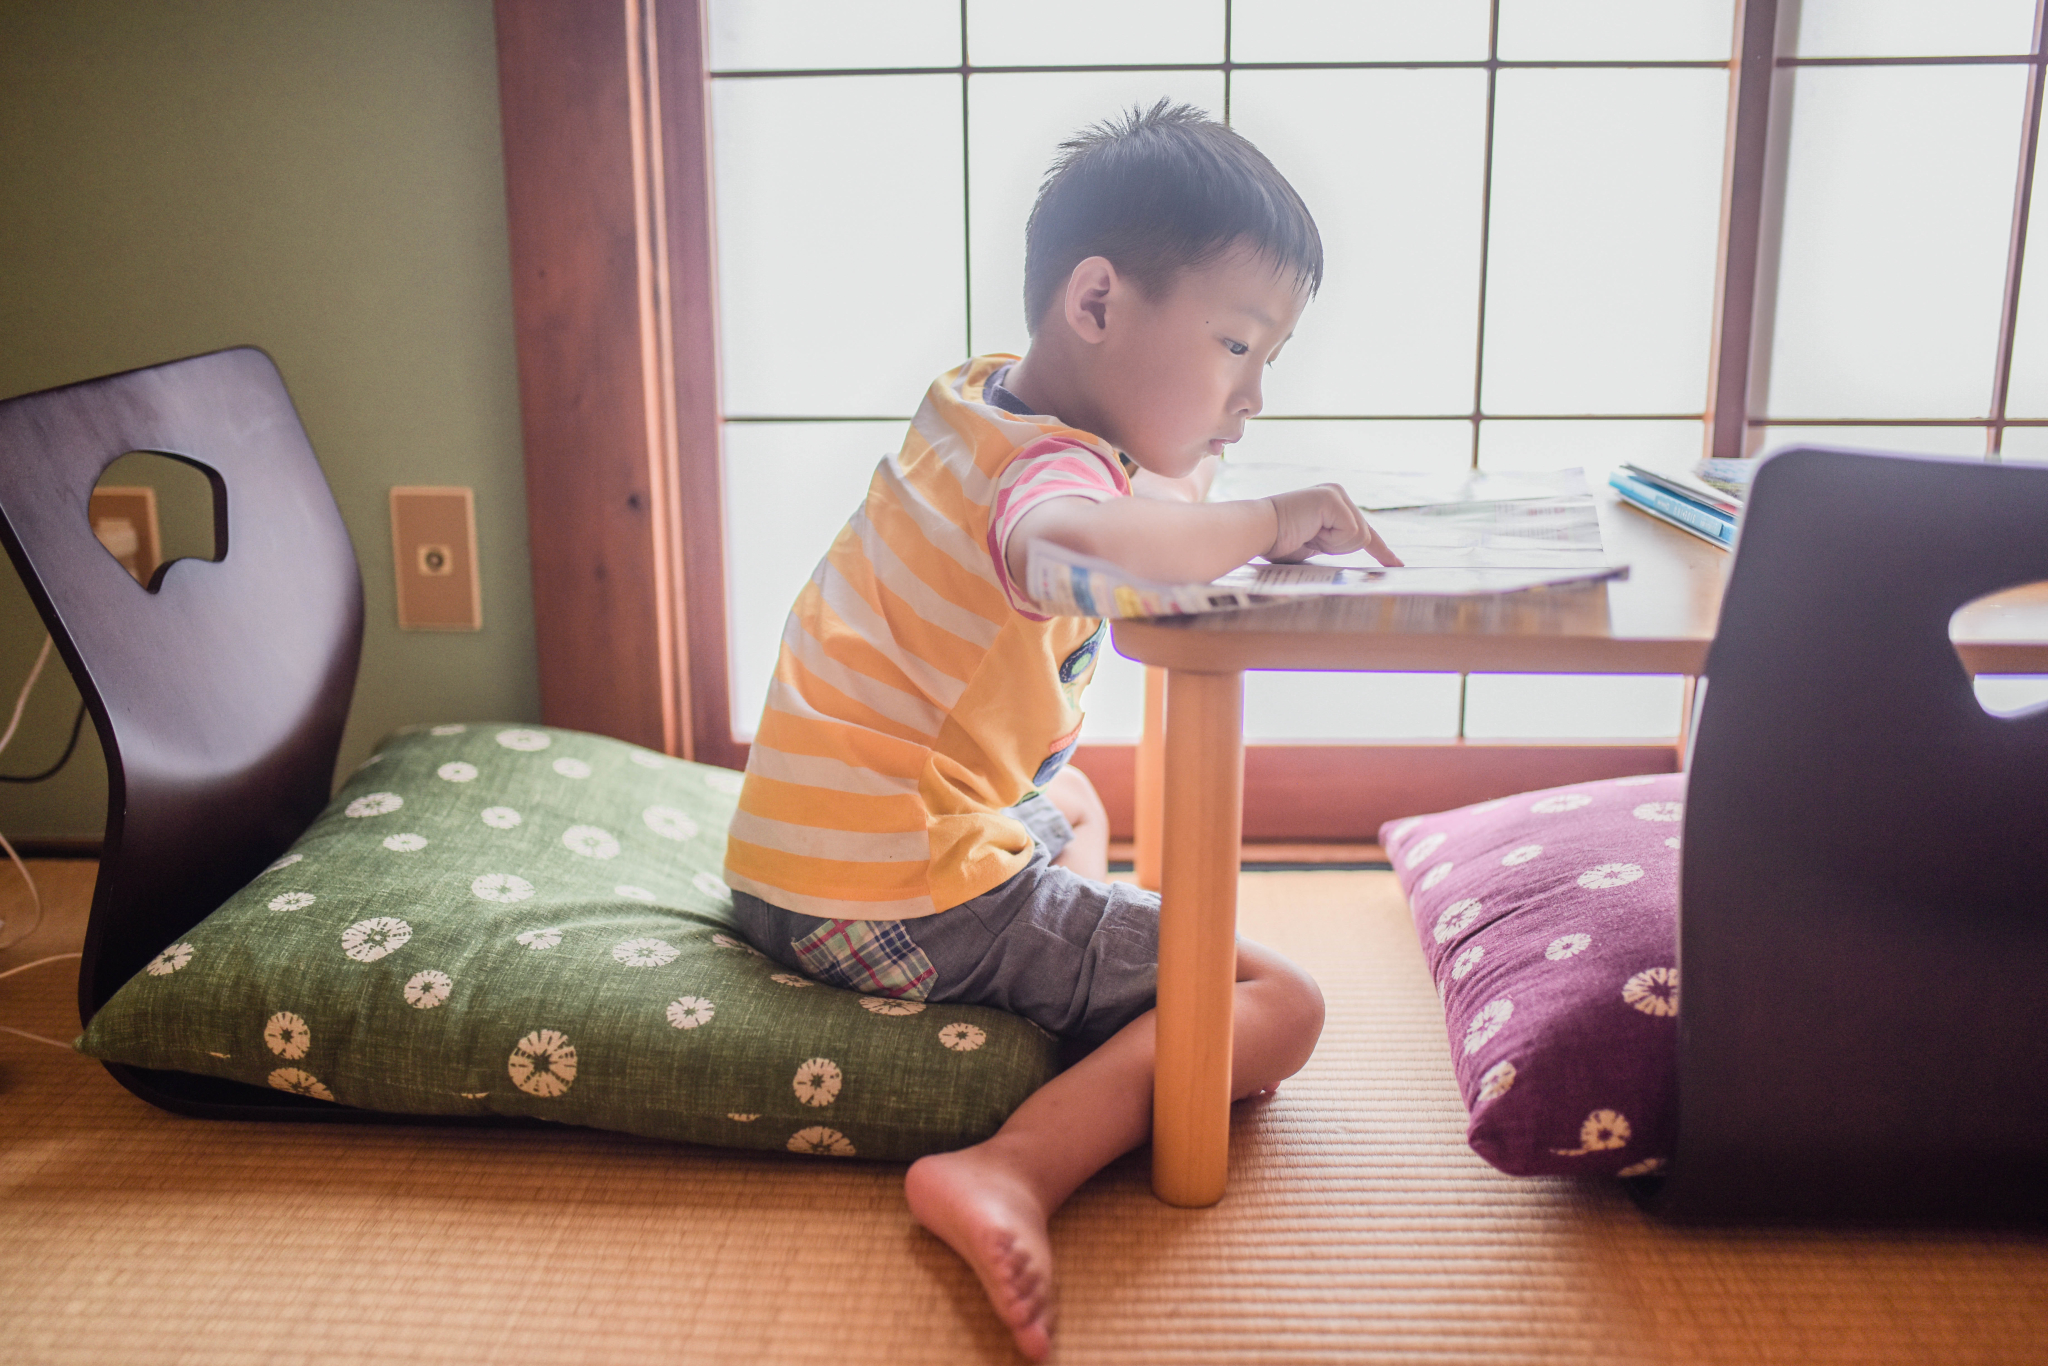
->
[723, 102, 1399, 1359]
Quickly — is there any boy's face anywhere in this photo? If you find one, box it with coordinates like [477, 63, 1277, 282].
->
[1085, 246, 1309, 479]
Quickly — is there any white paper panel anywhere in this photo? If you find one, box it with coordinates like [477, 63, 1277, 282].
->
[1229, 419, 1474, 473]
[1765, 66, 2026, 420]
[1230, 70, 1489, 417]
[1477, 419, 1706, 488]
[1794, 0, 2039, 58]
[2004, 147, 2048, 417]
[2000, 427, 2048, 462]
[722, 421, 903, 739]
[1463, 673, 1686, 739]
[1481, 70, 1727, 415]
[1230, 0, 1489, 63]
[1497, 0, 1735, 61]
[1246, 671, 1464, 741]
[706, 0, 960, 71]
[1757, 426, 1991, 458]
[714, 75, 965, 417]
[966, 0, 1222, 67]
[1973, 676, 2048, 717]
[965, 71, 1226, 356]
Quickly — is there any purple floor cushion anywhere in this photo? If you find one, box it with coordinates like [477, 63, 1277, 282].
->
[1379, 773, 1684, 1178]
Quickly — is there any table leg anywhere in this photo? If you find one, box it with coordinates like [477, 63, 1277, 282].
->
[1134, 665, 1166, 892]
[1152, 667, 1244, 1208]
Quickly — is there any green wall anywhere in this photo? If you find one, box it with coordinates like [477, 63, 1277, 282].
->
[0, 0, 539, 842]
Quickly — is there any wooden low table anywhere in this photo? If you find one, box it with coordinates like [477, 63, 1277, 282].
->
[1117, 489, 2048, 1208]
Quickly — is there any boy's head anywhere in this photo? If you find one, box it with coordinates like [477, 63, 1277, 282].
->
[1022, 101, 1322, 338]
[1013, 103, 1321, 477]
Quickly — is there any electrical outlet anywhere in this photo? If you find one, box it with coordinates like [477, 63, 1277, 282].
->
[390, 486, 481, 630]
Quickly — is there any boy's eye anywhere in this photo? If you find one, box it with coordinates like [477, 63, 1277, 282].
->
[1224, 340, 1249, 357]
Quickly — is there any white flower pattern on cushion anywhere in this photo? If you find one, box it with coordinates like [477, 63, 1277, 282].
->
[703, 769, 744, 795]
[614, 885, 657, 902]
[1386, 816, 1423, 842]
[613, 938, 680, 968]
[382, 833, 428, 853]
[345, 792, 403, 818]
[552, 758, 591, 780]
[1622, 966, 1679, 1016]
[404, 970, 453, 1009]
[1501, 843, 1542, 867]
[267, 1068, 335, 1101]
[938, 1023, 986, 1052]
[1553, 1108, 1631, 1156]
[1530, 793, 1592, 814]
[263, 853, 303, 874]
[1617, 1157, 1667, 1177]
[712, 933, 764, 957]
[1419, 861, 1454, 893]
[1632, 801, 1683, 823]
[267, 891, 315, 913]
[787, 1126, 855, 1157]
[1402, 831, 1447, 869]
[1478, 1060, 1516, 1102]
[560, 825, 620, 859]
[471, 873, 535, 903]
[1450, 944, 1485, 981]
[629, 750, 668, 769]
[1546, 933, 1592, 961]
[770, 972, 815, 989]
[263, 1011, 310, 1059]
[429, 723, 467, 736]
[666, 996, 715, 1030]
[1665, 836, 1681, 849]
[859, 997, 924, 1015]
[341, 917, 412, 962]
[496, 729, 551, 751]
[507, 1028, 577, 1097]
[693, 872, 730, 900]
[727, 1113, 759, 1122]
[1613, 774, 1658, 786]
[1576, 863, 1643, 890]
[516, 927, 561, 951]
[1464, 998, 1513, 1054]
[642, 806, 699, 841]
[792, 1058, 843, 1107]
[145, 943, 194, 976]
[437, 761, 478, 783]
[1432, 898, 1483, 944]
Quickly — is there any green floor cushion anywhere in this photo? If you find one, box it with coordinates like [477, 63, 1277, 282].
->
[77, 724, 1058, 1160]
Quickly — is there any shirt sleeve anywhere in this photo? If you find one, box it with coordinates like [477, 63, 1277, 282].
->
[987, 435, 1131, 616]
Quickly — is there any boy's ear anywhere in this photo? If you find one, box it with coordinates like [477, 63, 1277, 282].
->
[1061, 256, 1117, 345]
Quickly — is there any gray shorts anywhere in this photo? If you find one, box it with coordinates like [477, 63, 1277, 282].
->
[727, 794, 1160, 1047]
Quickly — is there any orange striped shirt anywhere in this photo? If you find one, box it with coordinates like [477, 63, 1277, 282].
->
[724, 356, 1123, 919]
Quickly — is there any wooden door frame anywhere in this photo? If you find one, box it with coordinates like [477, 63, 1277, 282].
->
[494, 0, 1774, 838]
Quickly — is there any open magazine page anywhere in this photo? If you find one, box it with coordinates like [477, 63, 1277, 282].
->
[1022, 539, 1628, 620]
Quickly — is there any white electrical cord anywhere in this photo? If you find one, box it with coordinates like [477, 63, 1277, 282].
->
[0, 636, 53, 952]
[0, 952, 83, 1049]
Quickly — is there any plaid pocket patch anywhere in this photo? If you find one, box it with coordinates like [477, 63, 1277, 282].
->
[791, 918, 937, 1001]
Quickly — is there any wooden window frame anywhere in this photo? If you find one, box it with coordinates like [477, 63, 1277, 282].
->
[500, 0, 2002, 840]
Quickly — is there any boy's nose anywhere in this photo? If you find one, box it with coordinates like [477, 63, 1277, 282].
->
[1235, 375, 1264, 417]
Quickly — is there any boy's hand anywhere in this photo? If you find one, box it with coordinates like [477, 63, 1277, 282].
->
[1265, 485, 1404, 566]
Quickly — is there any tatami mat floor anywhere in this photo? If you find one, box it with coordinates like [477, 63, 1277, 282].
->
[4, 860, 2045, 1364]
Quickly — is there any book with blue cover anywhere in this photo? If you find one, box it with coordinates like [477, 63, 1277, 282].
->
[1609, 467, 1737, 549]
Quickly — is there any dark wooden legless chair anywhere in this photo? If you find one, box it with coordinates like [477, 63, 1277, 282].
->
[1652, 446, 2048, 1220]
[0, 347, 391, 1119]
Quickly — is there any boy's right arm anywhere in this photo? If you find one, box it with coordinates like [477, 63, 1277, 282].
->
[1003, 483, 1401, 591]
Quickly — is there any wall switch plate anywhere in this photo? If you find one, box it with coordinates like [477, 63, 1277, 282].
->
[390, 486, 481, 630]
[88, 485, 161, 584]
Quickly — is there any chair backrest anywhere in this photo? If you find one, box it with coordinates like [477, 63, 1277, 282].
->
[0, 349, 361, 1025]
[1657, 446, 2048, 1220]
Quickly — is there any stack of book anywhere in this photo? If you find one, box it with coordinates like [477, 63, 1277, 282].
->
[1608, 458, 1753, 549]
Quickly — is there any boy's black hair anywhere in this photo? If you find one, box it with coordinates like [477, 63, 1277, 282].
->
[1022, 100, 1323, 334]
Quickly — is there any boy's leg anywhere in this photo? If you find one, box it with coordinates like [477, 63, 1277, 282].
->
[904, 939, 1323, 1361]
[1040, 766, 1109, 881]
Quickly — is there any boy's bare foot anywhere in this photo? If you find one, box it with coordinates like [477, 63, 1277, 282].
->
[905, 1146, 1056, 1360]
